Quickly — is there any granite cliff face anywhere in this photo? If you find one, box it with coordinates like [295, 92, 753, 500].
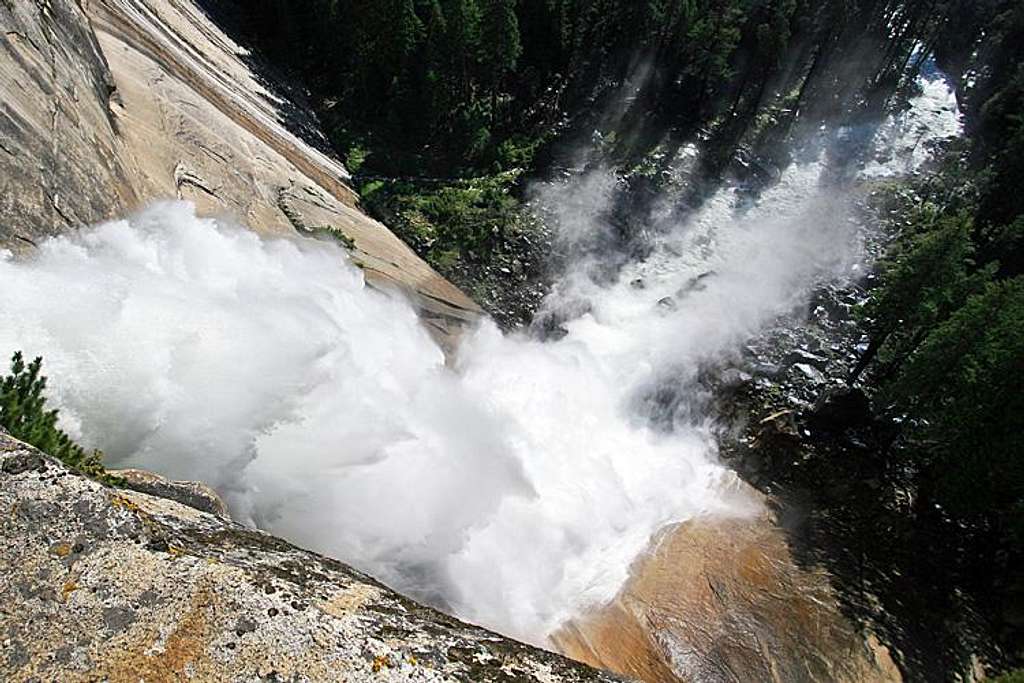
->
[0, 431, 621, 682]
[0, 0, 134, 245]
[0, 0, 478, 346]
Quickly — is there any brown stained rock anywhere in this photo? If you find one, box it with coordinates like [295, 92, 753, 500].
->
[553, 505, 902, 683]
[0, 432, 623, 682]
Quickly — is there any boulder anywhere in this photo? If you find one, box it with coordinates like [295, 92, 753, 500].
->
[109, 468, 230, 518]
[809, 386, 873, 430]
[0, 432, 622, 682]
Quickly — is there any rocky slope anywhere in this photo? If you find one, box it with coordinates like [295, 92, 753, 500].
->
[0, 431, 621, 682]
[0, 0, 478, 348]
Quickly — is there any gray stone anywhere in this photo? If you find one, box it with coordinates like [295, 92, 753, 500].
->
[6, 641, 28, 671]
[793, 362, 827, 383]
[110, 468, 230, 518]
[0, 432, 622, 682]
[785, 348, 830, 370]
[101, 606, 137, 633]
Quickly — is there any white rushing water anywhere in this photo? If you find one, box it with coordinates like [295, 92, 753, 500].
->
[0, 76, 960, 645]
[862, 73, 963, 177]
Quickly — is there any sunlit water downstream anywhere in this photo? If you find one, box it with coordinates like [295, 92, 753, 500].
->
[0, 77, 959, 646]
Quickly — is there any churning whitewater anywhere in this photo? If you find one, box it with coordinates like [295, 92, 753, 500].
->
[0, 76, 960, 645]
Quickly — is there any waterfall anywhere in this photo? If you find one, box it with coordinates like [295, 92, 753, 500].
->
[0, 74, 960, 645]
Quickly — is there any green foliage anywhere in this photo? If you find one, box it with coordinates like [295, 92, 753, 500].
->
[864, 209, 995, 368]
[304, 226, 357, 251]
[360, 170, 525, 274]
[493, 134, 542, 172]
[479, 0, 522, 93]
[0, 352, 114, 482]
[345, 145, 369, 173]
[940, 1, 1024, 233]
[241, 0, 949, 179]
[993, 670, 1024, 683]
[851, 20, 1024, 648]
[350, 0, 424, 104]
[860, 162, 1023, 544]
[888, 278, 1024, 532]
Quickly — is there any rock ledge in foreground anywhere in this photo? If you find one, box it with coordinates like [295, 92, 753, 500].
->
[0, 433, 622, 682]
[109, 467, 231, 519]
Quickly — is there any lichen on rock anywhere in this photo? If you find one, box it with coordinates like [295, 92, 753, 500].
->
[0, 432, 623, 682]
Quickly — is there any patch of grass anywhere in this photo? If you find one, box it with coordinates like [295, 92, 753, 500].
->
[345, 145, 369, 174]
[304, 225, 356, 251]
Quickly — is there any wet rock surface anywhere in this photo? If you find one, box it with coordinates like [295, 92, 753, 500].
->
[0, 432, 623, 682]
[554, 506, 901, 683]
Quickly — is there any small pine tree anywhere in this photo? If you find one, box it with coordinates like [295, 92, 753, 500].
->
[888, 276, 1024, 534]
[441, 0, 482, 98]
[479, 0, 522, 95]
[0, 351, 107, 479]
[850, 210, 995, 383]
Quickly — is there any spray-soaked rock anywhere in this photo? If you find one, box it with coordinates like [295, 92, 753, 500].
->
[553, 505, 902, 683]
[0, 433, 622, 682]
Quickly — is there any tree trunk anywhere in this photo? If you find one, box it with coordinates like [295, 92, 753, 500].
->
[848, 331, 888, 386]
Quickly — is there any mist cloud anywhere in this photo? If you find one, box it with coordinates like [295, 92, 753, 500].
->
[0, 75, 959, 645]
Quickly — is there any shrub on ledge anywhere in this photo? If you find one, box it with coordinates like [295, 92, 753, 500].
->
[0, 351, 113, 482]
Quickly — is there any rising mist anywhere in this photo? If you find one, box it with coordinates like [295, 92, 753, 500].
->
[0, 76, 960, 645]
